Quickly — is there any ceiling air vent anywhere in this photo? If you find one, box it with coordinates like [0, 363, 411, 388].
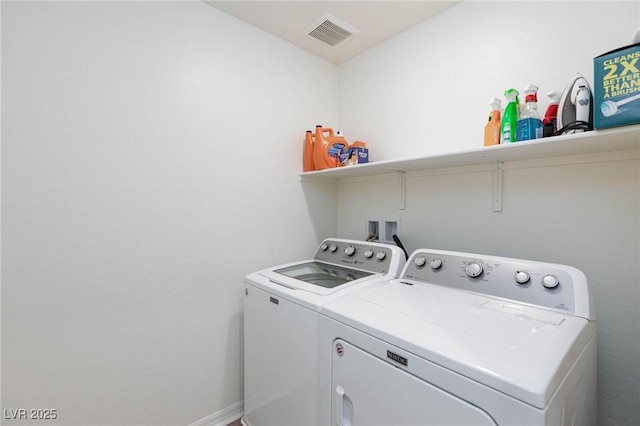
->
[305, 13, 360, 47]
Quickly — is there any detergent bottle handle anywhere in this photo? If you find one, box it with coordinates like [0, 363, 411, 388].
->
[322, 128, 335, 139]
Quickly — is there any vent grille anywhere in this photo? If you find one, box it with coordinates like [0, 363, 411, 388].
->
[306, 13, 360, 47]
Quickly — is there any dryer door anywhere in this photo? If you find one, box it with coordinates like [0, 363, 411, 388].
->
[331, 339, 496, 426]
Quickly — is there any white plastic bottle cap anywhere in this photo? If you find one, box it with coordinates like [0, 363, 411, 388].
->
[547, 90, 561, 103]
[524, 83, 539, 94]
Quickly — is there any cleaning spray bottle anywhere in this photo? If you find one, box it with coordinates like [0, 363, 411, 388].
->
[501, 88, 519, 144]
[542, 90, 560, 137]
[516, 84, 543, 141]
[484, 97, 502, 146]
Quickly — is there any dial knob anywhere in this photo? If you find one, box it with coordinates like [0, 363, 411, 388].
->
[364, 250, 374, 259]
[344, 246, 356, 256]
[320, 243, 328, 251]
[329, 245, 337, 252]
[514, 271, 530, 284]
[414, 256, 427, 267]
[430, 258, 443, 270]
[542, 274, 559, 289]
[465, 262, 483, 278]
[376, 252, 386, 261]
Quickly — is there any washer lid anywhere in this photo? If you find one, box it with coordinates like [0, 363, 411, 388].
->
[259, 260, 379, 296]
[274, 261, 373, 288]
[321, 279, 596, 408]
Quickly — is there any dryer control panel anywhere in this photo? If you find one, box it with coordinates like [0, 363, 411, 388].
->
[402, 249, 592, 319]
[314, 239, 406, 277]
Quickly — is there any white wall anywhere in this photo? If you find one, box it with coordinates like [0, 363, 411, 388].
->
[339, 1, 639, 159]
[3, 1, 639, 425]
[337, 2, 639, 426]
[1, 2, 337, 425]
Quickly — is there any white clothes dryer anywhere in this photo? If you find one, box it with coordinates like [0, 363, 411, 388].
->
[320, 248, 597, 425]
[242, 238, 406, 426]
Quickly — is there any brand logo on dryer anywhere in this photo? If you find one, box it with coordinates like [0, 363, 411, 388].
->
[387, 350, 408, 367]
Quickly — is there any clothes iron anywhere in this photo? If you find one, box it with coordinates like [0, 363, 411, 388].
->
[557, 73, 593, 134]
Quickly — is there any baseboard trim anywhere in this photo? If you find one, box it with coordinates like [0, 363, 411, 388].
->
[189, 401, 244, 426]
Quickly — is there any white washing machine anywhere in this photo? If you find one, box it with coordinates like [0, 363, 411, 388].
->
[320, 248, 597, 425]
[242, 238, 406, 426]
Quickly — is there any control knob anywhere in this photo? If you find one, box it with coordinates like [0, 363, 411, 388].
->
[320, 243, 328, 251]
[465, 261, 483, 278]
[364, 250, 374, 259]
[414, 256, 427, 268]
[329, 245, 337, 253]
[376, 252, 386, 261]
[344, 246, 356, 256]
[514, 271, 530, 284]
[430, 258, 443, 270]
[542, 274, 559, 289]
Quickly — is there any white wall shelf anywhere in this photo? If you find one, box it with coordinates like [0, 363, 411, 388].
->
[299, 125, 640, 182]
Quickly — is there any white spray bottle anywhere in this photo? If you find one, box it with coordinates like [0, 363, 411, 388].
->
[543, 90, 561, 136]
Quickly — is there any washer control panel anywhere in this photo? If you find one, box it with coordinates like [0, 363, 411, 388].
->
[314, 239, 404, 276]
[403, 249, 586, 315]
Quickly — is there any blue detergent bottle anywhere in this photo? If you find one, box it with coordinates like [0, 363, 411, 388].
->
[516, 84, 543, 141]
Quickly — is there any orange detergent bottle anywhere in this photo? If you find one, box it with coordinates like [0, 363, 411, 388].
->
[303, 130, 315, 172]
[313, 125, 348, 170]
[484, 97, 502, 146]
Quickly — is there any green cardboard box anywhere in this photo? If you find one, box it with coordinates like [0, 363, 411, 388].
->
[593, 42, 640, 129]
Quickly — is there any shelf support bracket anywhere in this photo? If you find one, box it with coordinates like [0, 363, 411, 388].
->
[397, 171, 406, 210]
[492, 162, 503, 212]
